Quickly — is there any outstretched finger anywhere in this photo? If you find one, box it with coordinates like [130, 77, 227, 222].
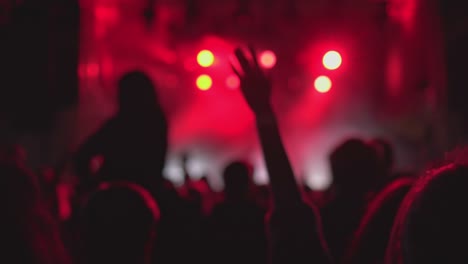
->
[248, 45, 259, 68]
[230, 62, 242, 78]
[234, 48, 252, 73]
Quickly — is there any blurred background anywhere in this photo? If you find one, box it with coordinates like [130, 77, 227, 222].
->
[0, 0, 465, 190]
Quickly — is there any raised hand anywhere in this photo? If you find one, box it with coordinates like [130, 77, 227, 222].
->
[231, 47, 332, 264]
[231, 47, 274, 119]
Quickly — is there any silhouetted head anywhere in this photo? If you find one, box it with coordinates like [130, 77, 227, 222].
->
[223, 161, 252, 200]
[329, 138, 379, 197]
[386, 163, 468, 264]
[117, 71, 160, 117]
[370, 138, 394, 176]
[82, 182, 160, 264]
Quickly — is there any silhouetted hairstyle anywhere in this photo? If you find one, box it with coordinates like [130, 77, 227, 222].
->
[223, 161, 252, 199]
[386, 161, 468, 264]
[117, 70, 162, 117]
[82, 181, 160, 264]
[330, 138, 380, 195]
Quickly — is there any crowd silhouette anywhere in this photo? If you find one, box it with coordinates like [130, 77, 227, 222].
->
[0, 44, 466, 264]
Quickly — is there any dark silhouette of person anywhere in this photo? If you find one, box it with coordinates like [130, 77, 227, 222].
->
[321, 138, 380, 262]
[178, 153, 204, 215]
[72, 71, 190, 264]
[255, 184, 271, 211]
[386, 162, 468, 264]
[74, 70, 168, 191]
[231, 47, 332, 264]
[370, 138, 397, 188]
[176, 180, 206, 264]
[208, 161, 268, 264]
[81, 181, 160, 264]
[0, 158, 71, 264]
[195, 175, 215, 214]
[343, 177, 414, 264]
[371, 138, 394, 175]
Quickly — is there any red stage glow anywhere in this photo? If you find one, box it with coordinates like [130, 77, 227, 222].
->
[314, 76, 332, 93]
[259, 50, 277, 69]
[197, 50, 215, 68]
[226, 75, 240, 89]
[323, 51, 342, 70]
[196, 74, 213, 91]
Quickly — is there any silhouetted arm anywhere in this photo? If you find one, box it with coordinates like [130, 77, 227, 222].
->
[255, 116, 302, 208]
[231, 48, 301, 208]
[232, 47, 332, 264]
[252, 80, 332, 264]
[73, 123, 108, 179]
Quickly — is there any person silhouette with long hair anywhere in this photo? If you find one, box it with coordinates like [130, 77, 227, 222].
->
[74, 70, 168, 191]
